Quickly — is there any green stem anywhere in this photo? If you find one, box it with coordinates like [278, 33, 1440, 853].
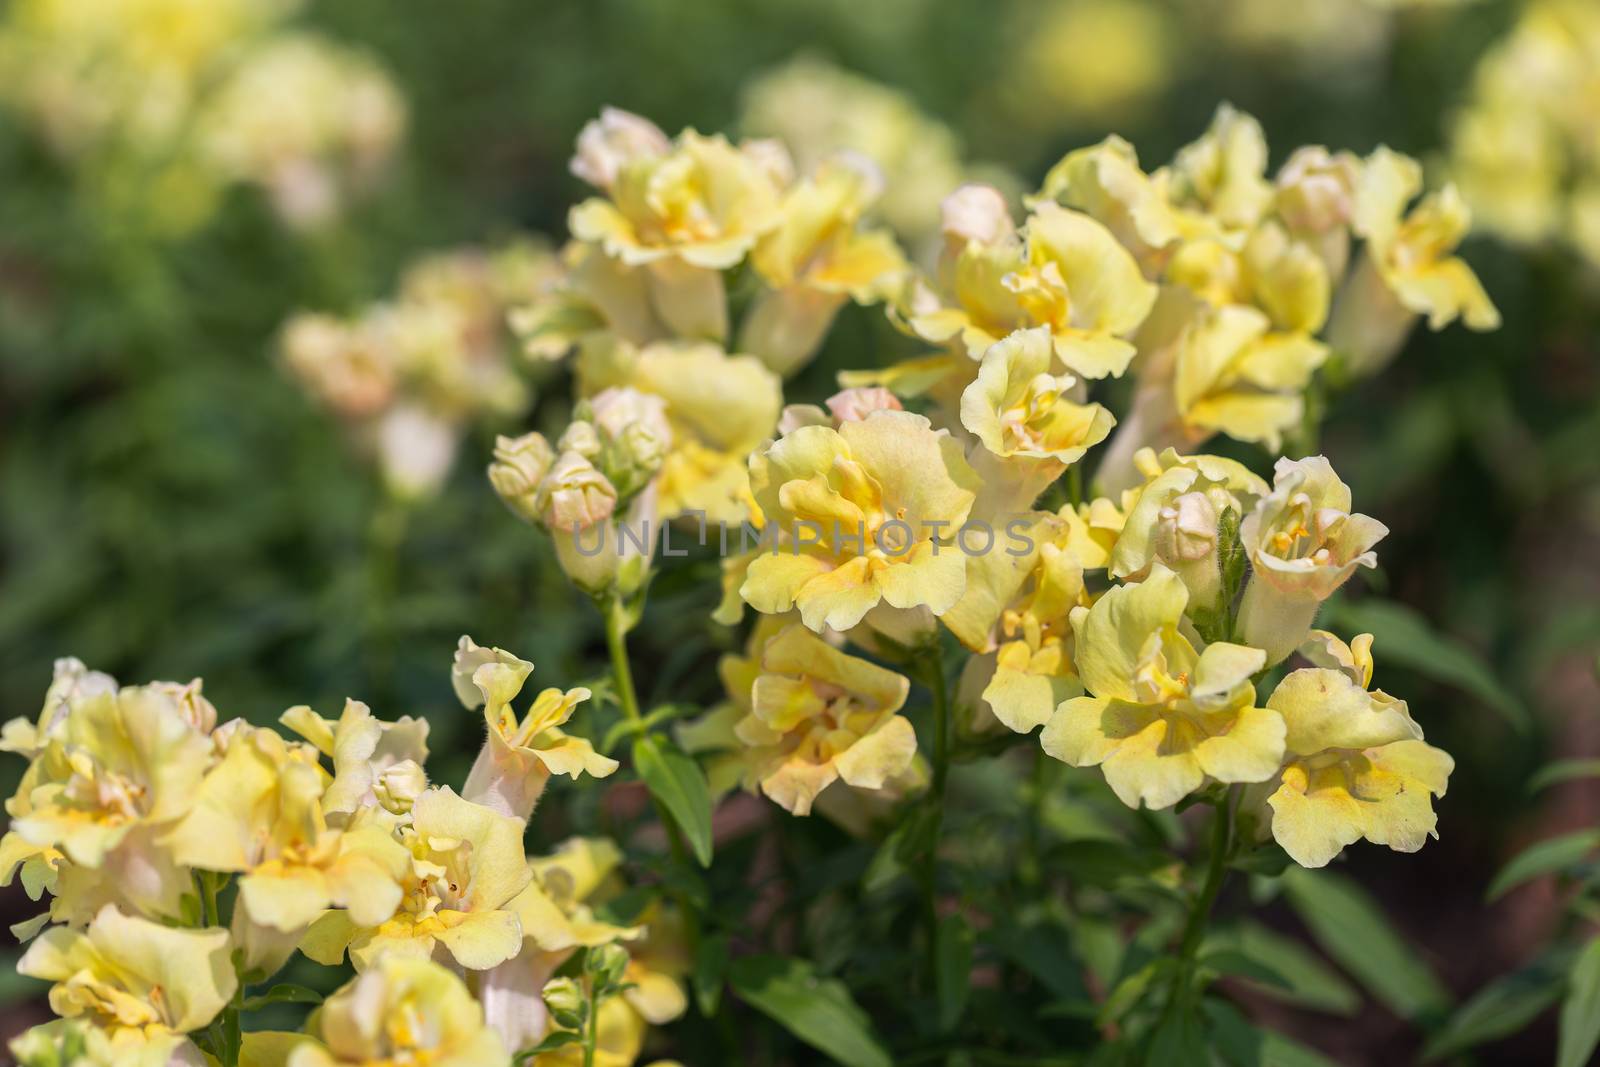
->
[603, 593, 642, 723]
[581, 976, 600, 1067]
[921, 644, 951, 979]
[1177, 789, 1234, 970]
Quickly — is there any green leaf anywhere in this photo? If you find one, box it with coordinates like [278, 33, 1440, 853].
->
[1422, 949, 1571, 1061]
[513, 1030, 582, 1063]
[935, 915, 975, 1033]
[1558, 937, 1600, 1067]
[1282, 868, 1451, 1021]
[1200, 949, 1293, 993]
[631, 734, 713, 867]
[1209, 923, 1360, 1016]
[728, 955, 892, 1067]
[1097, 958, 1175, 1025]
[1530, 759, 1600, 793]
[1147, 1003, 1208, 1067]
[1206, 999, 1342, 1067]
[1487, 829, 1600, 901]
[1323, 599, 1527, 731]
[692, 932, 729, 1017]
[239, 983, 324, 1011]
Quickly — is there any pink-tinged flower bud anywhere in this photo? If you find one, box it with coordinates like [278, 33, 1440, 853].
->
[488, 432, 556, 525]
[825, 386, 902, 424]
[542, 452, 618, 533]
[570, 107, 670, 191]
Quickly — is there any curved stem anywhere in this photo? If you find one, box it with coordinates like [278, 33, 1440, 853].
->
[602, 593, 642, 723]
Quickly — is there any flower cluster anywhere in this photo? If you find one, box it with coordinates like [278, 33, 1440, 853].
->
[0, 0, 405, 235]
[1449, 0, 1600, 270]
[281, 239, 547, 501]
[1, 644, 679, 1067]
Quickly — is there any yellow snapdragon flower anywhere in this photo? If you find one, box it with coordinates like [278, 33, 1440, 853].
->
[1035, 135, 1180, 266]
[278, 699, 431, 823]
[578, 338, 782, 523]
[742, 409, 979, 632]
[960, 326, 1116, 513]
[568, 113, 786, 341]
[452, 636, 617, 820]
[1042, 565, 1285, 809]
[4, 682, 211, 921]
[247, 954, 509, 1067]
[948, 513, 1089, 735]
[1251, 632, 1453, 868]
[1109, 447, 1267, 615]
[1162, 104, 1275, 237]
[0, 657, 117, 758]
[1330, 146, 1499, 376]
[197, 34, 405, 230]
[18, 904, 236, 1067]
[726, 625, 915, 815]
[1236, 456, 1388, 664]
[908, 191, 1157, 381]
[161, 723, 410, 937]
[742, 155, 909, 376]
[301, 786, 536, 971]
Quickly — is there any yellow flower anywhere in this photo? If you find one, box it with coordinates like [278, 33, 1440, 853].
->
[1035, 135, 1180, 265]
[452, 637, 616, 820]
[909, 193, 1157, 381]
[1109, 447, 1267, 615]
[276, 954, 508, 1067]
[569, 122, 784, 270]
[732, 624, 914, 815]
[161, 723, 410, 937]
[6, 683, 211, 871]
[959, 326, 1116, 513]
[568, 119, 787, 341]
[579, 338, 783, 523]
[1041, 565, 1285, 809]
[742, 155, 909, 376]
[742, 409, 979, 632]
[279, 698, 431, 822]
[1163, 104, 1275, 236]
[18, 904, 236, 1065]
[0, 657, 117, 758]
[1330, 146, 1499, 376]
[962, 326, 1117, 465]
[1236, 456, 1388, 664]
[952, 514, 1089, 735]
[1134, 293, 1328, 455]
[301, 786, 534, 971]
[1252, 632, 1453, 868]
[8, 1018, 120, 1067]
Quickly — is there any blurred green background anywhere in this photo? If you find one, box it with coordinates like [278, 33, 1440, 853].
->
[1, 1, 1596, 1062]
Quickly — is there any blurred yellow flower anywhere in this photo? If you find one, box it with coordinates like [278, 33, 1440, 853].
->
[262, 954, 509, 1067]
[18, 904, 236, 1067]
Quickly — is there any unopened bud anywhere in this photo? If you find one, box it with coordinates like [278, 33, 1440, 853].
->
[488, 432, 556, 524]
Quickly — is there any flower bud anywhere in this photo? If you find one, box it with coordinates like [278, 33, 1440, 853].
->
[488, 432, 556, 524]
[542, 452, 618, 533]
[541, 976, 586, 1031]
[570, 107, 669, 191]
[590, 386, 672, 499]
[584, 942, 630, 988]
[373, 758, 428, 814]
[941, 183, 1013, 245]
[557, 419, 602, 460]
[825, 386, 901, 424]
